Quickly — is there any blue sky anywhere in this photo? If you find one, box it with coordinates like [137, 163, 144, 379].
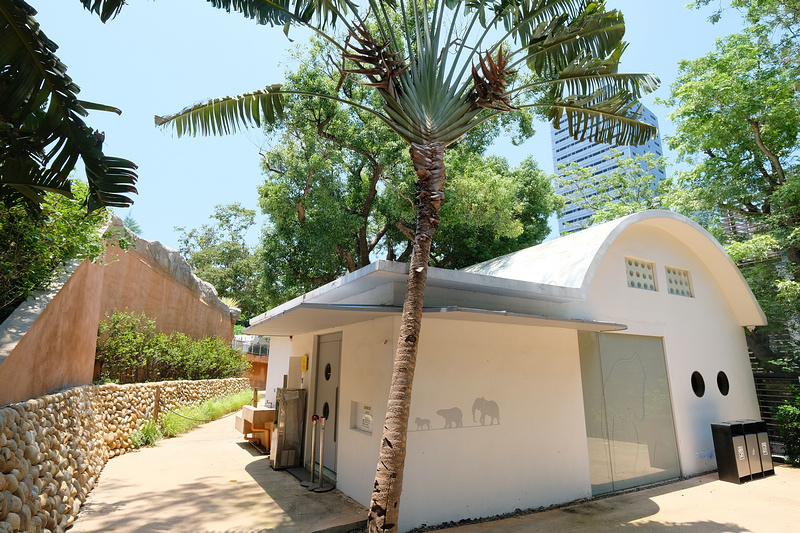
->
[35, 1, 745, 249]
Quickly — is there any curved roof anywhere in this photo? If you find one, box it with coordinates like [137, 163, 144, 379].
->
[463, 210, 766, 326]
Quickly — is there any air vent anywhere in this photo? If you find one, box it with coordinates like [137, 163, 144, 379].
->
[625, 257, 657, 291]
[666, 266, 693, 297]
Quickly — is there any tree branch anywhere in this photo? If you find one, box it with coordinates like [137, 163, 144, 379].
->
[747, 118, 786, 188]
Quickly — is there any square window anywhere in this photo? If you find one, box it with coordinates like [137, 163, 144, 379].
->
[666, 266, 694, 297]
[625, 257, 657, 291]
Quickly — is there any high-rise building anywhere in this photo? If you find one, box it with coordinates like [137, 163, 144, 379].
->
[550, 105, 665, 234]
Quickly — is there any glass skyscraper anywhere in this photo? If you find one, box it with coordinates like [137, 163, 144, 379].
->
[550, 105, 665, 234]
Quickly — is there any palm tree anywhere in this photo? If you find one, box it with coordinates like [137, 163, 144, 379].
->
[0, 0, 136, 216]
[155, 1, 659, 530]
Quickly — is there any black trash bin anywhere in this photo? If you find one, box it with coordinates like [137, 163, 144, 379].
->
[711, 421, 751, 483]
[711, 419, 774, 484]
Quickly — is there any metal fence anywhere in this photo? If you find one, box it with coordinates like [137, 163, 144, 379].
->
[232, 336, 270, 357]
[753, 373, 798, 452]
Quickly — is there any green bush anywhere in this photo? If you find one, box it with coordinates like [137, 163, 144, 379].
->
[775, 392, 800, 466]
[96, 309, 157, 383]
[96, 309, 250, 383]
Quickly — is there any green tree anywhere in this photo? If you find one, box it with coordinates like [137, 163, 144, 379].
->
[123, 215, 142, 235]
[156, 2, 658, 529]
[553, 149, 669, 228]
[0, 180, 117, 322]
[0, 0, 137, 216]
[257, 39, 557, 304]
[663, 26, 800, 369]
[176, 203, 262, 321]
[690, 0, 800, 36]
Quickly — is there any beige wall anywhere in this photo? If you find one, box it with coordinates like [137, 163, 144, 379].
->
[0, 244, 234, 406]
[98, 245, 233, 340]
[276, 317, 590, 532]
[0, 261, 105, 406]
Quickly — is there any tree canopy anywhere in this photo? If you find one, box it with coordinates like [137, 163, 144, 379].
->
[176, 203, 262, 322]
[257, 38, 559, 305]
[663, 25, 799, 370]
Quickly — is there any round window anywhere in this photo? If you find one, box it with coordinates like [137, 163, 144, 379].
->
[691, 371, 705, 398]
[325, 363, 332, 381]
[322, 402, 330, 419]
[717, 371, 730, 396]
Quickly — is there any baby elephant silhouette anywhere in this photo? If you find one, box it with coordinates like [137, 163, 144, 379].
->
[472, 397, 500, 425]
[415, 417, 431, 430]
[437, 407, 463, 428]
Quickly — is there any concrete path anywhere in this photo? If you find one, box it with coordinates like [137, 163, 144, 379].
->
[69, 411, 367, 533]
[431, 464, 800, 533]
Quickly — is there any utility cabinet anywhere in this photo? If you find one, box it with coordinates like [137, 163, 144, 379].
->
[711, 420, 775, 484]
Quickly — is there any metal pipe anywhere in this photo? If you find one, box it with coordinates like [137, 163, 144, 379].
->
[309, 415, 318, 484]
[318, 417, 326, 489]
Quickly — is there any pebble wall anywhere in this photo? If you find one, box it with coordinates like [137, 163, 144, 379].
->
[0, 378, 250, 533]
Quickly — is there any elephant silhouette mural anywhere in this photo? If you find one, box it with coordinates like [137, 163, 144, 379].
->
[472, 397, 500, 425]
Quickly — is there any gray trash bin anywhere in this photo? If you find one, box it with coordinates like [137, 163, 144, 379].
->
[742, 420, 763, 477]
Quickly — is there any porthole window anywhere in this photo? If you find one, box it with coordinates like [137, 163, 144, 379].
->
[691, 371, 705, 398]
[322, 402, 330, 419]
[717, 371, 730, 396]
[325, 363, 332, 381]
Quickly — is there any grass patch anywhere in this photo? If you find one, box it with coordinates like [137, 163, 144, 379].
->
[129, 388, 255, 445]
[130, 419, 162, 448]
[161, 388, 254, 438]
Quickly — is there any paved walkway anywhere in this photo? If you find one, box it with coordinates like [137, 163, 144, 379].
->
[69, 411, 367, 533]
[430, 464, 800, 533]
[69, 410, 800, 533]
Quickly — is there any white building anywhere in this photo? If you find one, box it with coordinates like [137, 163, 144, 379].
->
[552, 105, 665, 234]
[247, 210, 765, 532]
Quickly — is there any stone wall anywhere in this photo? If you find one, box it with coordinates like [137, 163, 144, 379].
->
[0, 378, 250, 533]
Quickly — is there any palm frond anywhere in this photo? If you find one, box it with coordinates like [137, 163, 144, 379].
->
[79, 0, 127, 22]
[514, 7, 626, 77]
[542, 88, 658, 146]
[206, 0, 351, 34]
[0, 0, 137, 215]
[155, 86, 286, 136]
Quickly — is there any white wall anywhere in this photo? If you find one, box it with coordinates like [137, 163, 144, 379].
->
[334, 317, 591, 532]
[577, 224, 761, 475]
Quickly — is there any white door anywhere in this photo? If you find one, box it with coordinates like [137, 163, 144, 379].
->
[315, 332, 341, 472]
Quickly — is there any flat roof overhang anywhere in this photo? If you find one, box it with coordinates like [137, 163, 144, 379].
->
[244, 303, 627, 337]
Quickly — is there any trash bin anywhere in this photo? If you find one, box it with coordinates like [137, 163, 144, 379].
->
[754, 420, 775, 477]
[711, 419, 775, 484]
[741, 420, 763, 478]
[711, 421, 752, 484]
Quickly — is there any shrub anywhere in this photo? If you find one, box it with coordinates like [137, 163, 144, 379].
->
[96, 309, 157, 383]
[775, 392, 800, 466]
[96, 309, 250, 383]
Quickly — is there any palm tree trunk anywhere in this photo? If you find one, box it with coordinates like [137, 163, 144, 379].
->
[367, 141, 446, 533]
